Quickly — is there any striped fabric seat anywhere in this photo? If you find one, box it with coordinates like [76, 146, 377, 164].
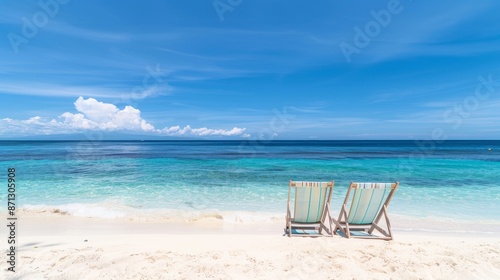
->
[293, 181, 329, 223]
[332, 182, 399, 240]
[285, 180, 334, 237]
[347, 183, 392, 225]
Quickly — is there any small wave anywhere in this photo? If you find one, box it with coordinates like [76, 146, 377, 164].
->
[20, 203, 129, 219]
[185, 210, 224, 222]
[15, 204, 497, 234]
[222, 211, 282, 224]
[15, 203, 282, 224]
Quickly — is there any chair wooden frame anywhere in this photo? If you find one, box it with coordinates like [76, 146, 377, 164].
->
[285, 180, 334, 237]
[333, 181, 399, 240]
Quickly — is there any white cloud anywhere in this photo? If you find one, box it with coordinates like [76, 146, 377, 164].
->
[23, 116, 42, 124]
[0, 97, 246, 138]
[60, 112, 94, 129]
[74, 97, 118, 122]
[1, 82, 170, 100]
[190, 127, 246, 136]
[59, 97, 155, 132]
[160, 125, 246, 136]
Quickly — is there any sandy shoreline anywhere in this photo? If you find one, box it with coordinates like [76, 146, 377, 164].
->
[2, 215, 499, 279]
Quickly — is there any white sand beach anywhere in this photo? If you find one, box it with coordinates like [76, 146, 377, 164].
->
[5, 214, 500, 280]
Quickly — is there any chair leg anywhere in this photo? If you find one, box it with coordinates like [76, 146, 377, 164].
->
[367, 206, 392, 239]
[384, 207, 393, 240]
[328, 213, 334, 237]
[341, 204, 351, 238]
[331, 217, 342, 236]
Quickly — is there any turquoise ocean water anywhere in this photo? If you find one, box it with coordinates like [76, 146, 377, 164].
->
[1, 140, 499, 233]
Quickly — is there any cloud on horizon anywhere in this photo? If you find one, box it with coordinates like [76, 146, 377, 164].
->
[0, 97, 247, 138]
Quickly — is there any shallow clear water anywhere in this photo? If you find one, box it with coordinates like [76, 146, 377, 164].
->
[1, 140, 499, 230]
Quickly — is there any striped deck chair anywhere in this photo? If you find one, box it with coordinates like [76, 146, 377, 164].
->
[333, 182, 399, 240]
[285, 180, 334, 237]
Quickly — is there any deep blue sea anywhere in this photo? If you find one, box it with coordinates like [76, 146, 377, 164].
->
[1, 140, 499, 233]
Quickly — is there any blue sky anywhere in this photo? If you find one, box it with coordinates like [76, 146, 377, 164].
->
[1, 0, 500, 139]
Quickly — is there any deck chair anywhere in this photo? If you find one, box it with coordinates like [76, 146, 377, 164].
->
[285, 180, 334, 237]
[333, 182, 399, 240]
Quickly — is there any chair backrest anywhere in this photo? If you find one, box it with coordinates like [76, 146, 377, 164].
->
[345, 182, 398, 225]
[289, 181, 334, 223]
